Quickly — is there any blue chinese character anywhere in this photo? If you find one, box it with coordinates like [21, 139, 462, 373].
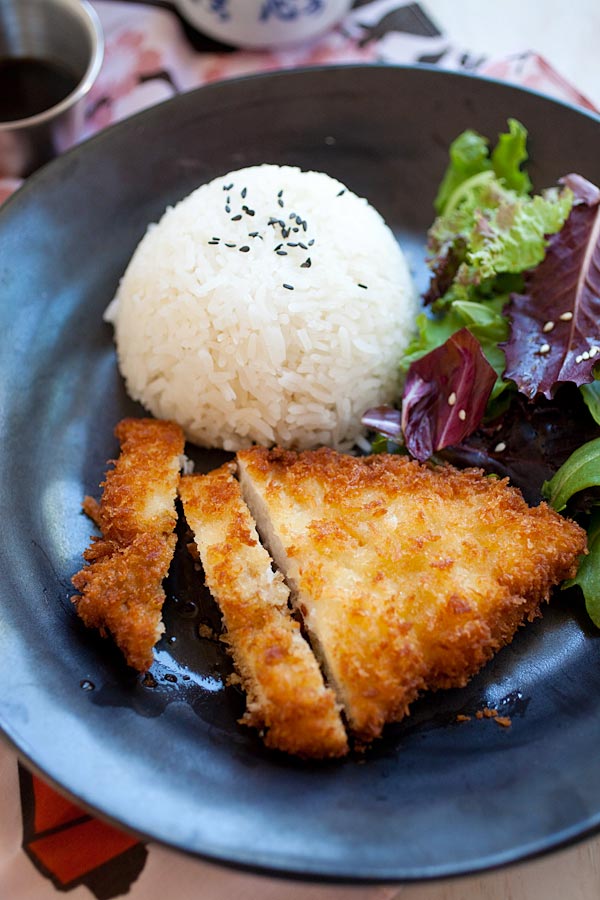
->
[204, 0, 230, 21]
[260, 1, 324, 22]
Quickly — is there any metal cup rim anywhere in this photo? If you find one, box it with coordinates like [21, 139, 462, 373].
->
[0, 0, 104, 132]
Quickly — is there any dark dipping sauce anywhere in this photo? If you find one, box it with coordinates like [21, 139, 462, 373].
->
[0, 57, 79, 123]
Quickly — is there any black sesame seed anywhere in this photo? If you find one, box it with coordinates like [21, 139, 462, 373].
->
[287, 242, 298, 247]
[278, 198, 284, 208]
[300, 257, 312, 268]
[278, 220, 285, 228]
[358, 283, 368, 289]
[223, 183, 233, 191]
[292, 227, 299, 233]
[289, 212, 296, 220]
[241, 187, 247, 198]
[225, 242, 236, 248]
[208, 240, 220, 245]
[283, 283, 294, 290]
[337, 189, 345, 197]
[282, 228, 290, 239]
[239, 245, 250, 253]
[276, 250, 288, 256]
[231, 214, 242, 221]
[298, 242, 308, 250]
[248, 231, 259, 238]
[274, 243, 283, 251]
[268, 217, 278, 226]
[277, 190, 283, 198]
[308, 239, 315, 246]
[301, 220, 307, 231]
[295, 215, 302, 225]
[225, 205, 231, 214]
[243, 206, 255, 216]
[212, 236, 220, 241]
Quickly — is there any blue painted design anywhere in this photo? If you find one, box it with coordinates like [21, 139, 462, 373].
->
[195, 0, 230, 21]
[260, 0, 325, 23]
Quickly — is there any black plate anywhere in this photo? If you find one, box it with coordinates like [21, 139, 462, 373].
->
[1, 65, 600, 883]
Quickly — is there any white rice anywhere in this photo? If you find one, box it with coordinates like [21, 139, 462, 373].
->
[107, 164, 417, 451]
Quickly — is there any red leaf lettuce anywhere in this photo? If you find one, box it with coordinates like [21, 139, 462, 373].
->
[400, 328, 496, 461]
[503, 174, 600, 399]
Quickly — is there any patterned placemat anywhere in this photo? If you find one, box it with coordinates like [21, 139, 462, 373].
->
[0, 2, 597, 897]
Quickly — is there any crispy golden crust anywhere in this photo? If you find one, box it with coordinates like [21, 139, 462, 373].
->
[91, 418, 184, 544]
[72, 418, 184, 671]
[237, 446, 587, 743]
[179, 465, 348, 759]
[72, 533, 177, 672]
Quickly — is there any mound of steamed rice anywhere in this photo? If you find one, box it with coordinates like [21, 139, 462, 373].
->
[107, 164, 417, 451]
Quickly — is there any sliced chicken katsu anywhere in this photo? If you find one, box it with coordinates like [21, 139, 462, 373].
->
[72, 418, 184, 671]
[179, 464, 348, 758]
[237, 446, 587, 744]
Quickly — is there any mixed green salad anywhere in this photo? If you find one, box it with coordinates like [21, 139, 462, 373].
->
[363, 120, 600, 627]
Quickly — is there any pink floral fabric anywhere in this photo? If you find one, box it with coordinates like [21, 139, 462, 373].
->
[479, 51, 598, 112]
[81, 0, 376, 140]
[0, 0, 597, 202]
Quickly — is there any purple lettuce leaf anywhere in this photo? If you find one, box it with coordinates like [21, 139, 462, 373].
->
[361, 406, 402, 439]
[502, 174, 600, 399]
[441, 384, 600, 505]
[400, 327, 497, 461]
[422, 243, 464, 307]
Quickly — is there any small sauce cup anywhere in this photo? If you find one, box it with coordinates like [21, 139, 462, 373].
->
[0, 0, 104, 178]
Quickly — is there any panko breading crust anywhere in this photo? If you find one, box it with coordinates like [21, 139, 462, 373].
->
[237, 446, 587, 744]
[180, 465, 348, 759]
[72, 418, 184, 671]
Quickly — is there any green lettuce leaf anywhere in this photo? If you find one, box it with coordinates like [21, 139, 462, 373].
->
[490, 117, 532, 195]
[401, 309, 465, 371]
[466, 189, 573, 282]
[400, 296, 511, 401]
[416, 120, 573, 418]
[428, 173, 497, 268]
[434, 130, 493, 215]
[434, 118, 531, 216]
[429, 178, 572, 288]
[542, 436, 600, 512]
[452, 300, 510, 400]
[564, 508, 600, 628]
[580, 378, 600, 425]
[530, 415, 600, 629]
[427, 121, 572, 313]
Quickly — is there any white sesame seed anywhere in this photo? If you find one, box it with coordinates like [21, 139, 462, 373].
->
[458, 409, 467, 421]
[542, 321, 555, 333]
[539, 343, 551, 354]
[590, 346, 599, 357]
[448, 392, 457, 406]
[559, 311, 573, 321]
[576, 355, 583, 363]
[582, 351, 590, 360]
[494, 442, 506, 453]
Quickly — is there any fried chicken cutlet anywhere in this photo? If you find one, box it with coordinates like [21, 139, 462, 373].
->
[180, 465, 348, 758]
[237, 447, 586, 744]
[72, 418, 184, 671]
